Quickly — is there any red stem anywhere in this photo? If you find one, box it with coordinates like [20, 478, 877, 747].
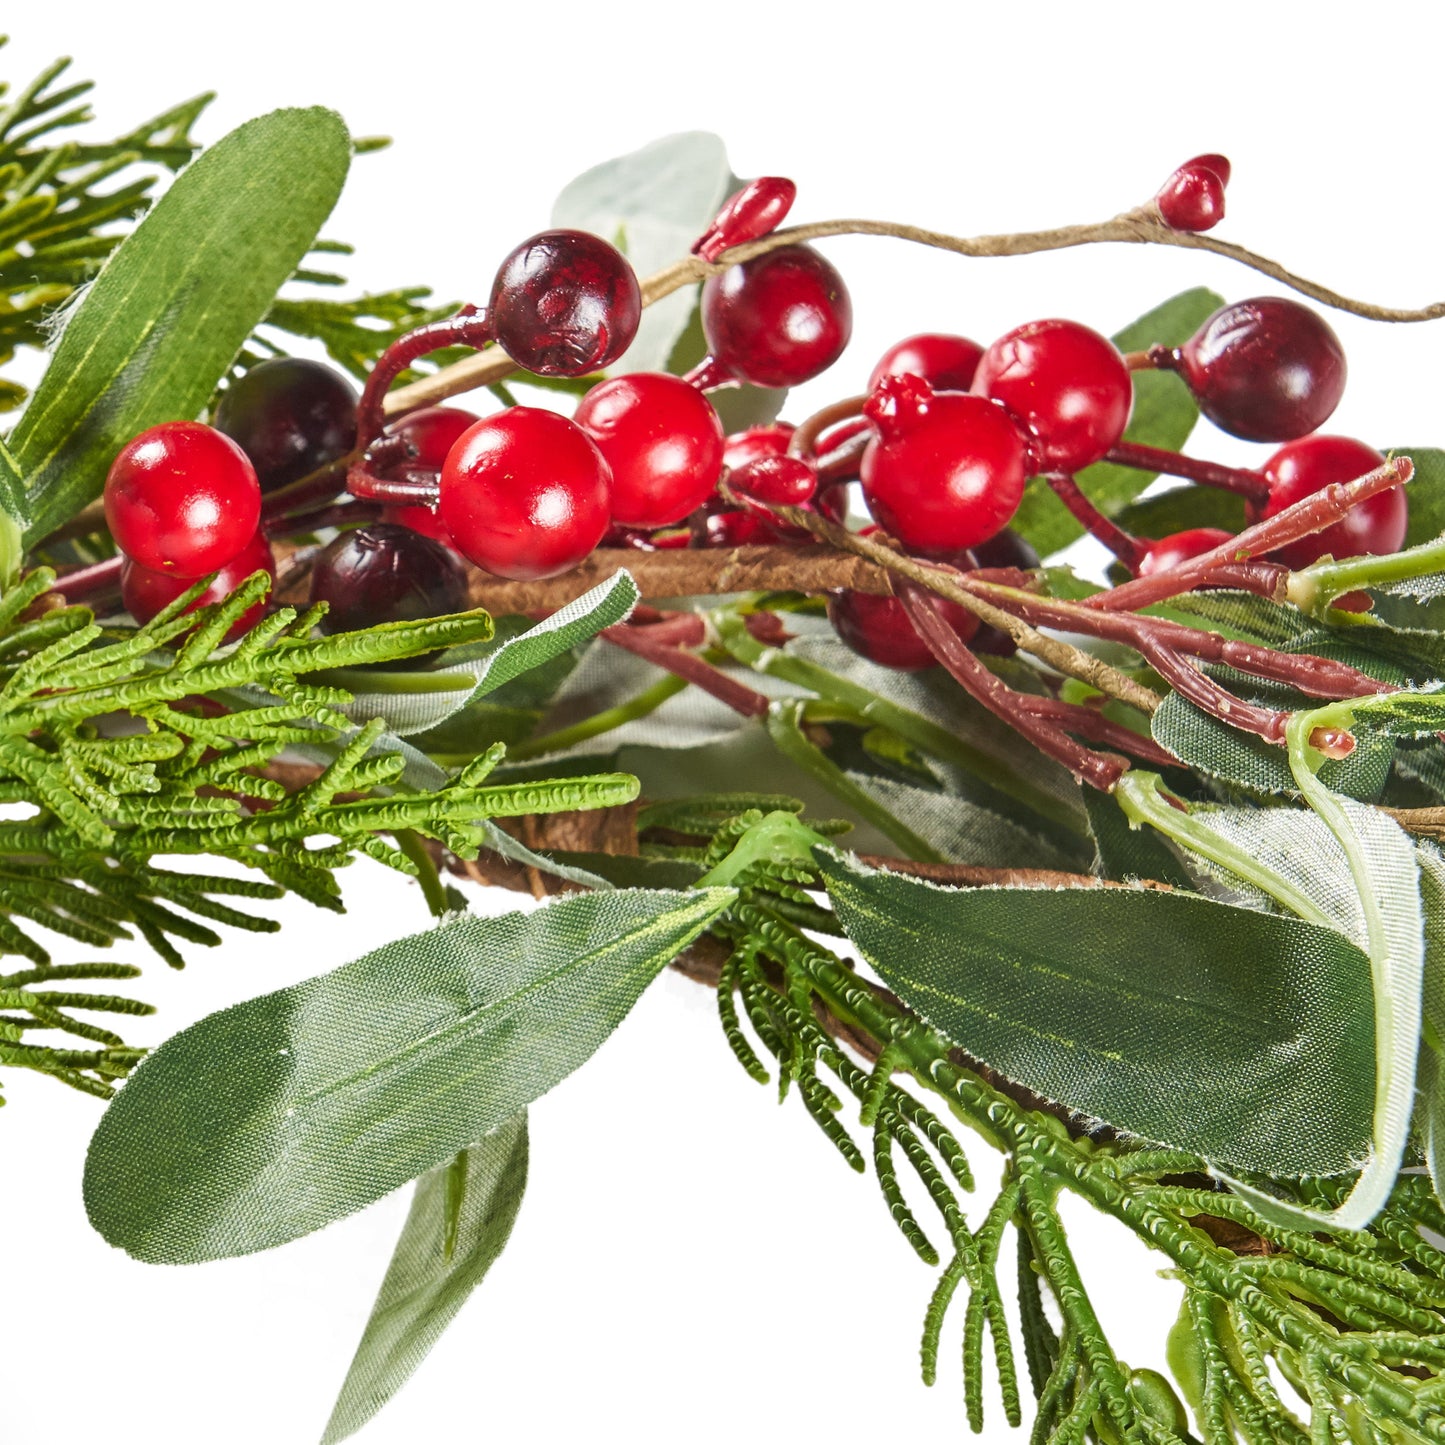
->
[51, 554, 124, 604]
[1013, 694, 1180, 769]
[1105, 441, 1270, 504]
[601, 623, 770, 718]
[682, 354, 738, 392]
[1044, 472, 1147, 569]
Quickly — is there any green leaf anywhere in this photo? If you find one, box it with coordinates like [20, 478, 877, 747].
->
[321, 1117, 529, 1445]
[1082, 787, 1194, 889]
[1115, 482, 1246, 540]
[1414, 846, 1445, 1204]
[1010, 287, 1223, 559]
[11, 107, 352, 541]
[818, 850, 1374, 1177]
[341, 572, 639, 736]
[0, 434, 24, 584]
[83, 886, 734, 1262]
[1395, 446, 1445, 548]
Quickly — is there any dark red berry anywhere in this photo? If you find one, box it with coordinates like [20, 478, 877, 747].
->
[489, 229, 642, 377]
[1137, 527, 1234, 577]
[574, 372, 724, 528]
[439, 406, 611, 579]
[121, 530, 275, 639]
[723, 423, 794, 471]
[1172, 298, 1346, 443]
[213, 357, 357, 495]
[860, 375, 1029, 551]
[729, 453, 817, 507]
[692, 177, 797, 262]
[701, 243, 852, 388]
[1156, 163, 1226, 233]
[377, 407, 482, 548]
[828, 534, 978, 671]
[105, 421, 261, 578]
[972, 319, 1132, 473]
[309, 523, 470, 633]
[869, 333, 985, 394]
[1255, 435, 1407, 568]
[969, 527, 1040, 572]
[692, 509, 775, 547]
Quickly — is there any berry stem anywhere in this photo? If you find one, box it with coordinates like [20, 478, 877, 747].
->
[1285, 532, 1445, 615]
[1092, 456, 1414, 611]
[263, 498, 383, 538]
[259, 454, 357, 521]
[788, 395, 868, 460]
[51, 554, 123, 605]
[600, 622, 770, 718]
[681, 354, 736, 392]
[1043, 472, 1148, 569]
[1104, 441, 1270, 503]
[343, 462, 440, 508]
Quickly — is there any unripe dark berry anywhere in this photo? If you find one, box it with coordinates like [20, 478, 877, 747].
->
[489, 229, 642, 377]
[121, 530, 276, 640]
[1155, 161, 1227, 233]
[1171, 297, 1346, 442]
[828, 533, 978, 671]
[309, 523, 469, 633]
[860, 375, 1029, 552]
[1137, 527, 1233, 577]
[869, 333, 985, 394]
[439, 406, 611, 579]
[574, 372, 724, 528]
[213, 357, 357, 494]
[973, 318, 1132, 473]
[692, 177, 797, 262]
[105, 421, 262, 578]
[701, 243, 852, 388]
[1255, 435, 1407, 568]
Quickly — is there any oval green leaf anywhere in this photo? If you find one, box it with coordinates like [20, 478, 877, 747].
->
[818, 850, 1374, 1176]
[83, 887, 734, 1263]
[12, 106, 351, 541]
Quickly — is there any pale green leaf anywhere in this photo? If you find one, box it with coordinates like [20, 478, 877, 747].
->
[321, 1117, 529, 1445]
[11, 107, 351, 541]
[83, 887, 734, 1262]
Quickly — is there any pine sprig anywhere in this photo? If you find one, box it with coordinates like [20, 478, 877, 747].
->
[0, 564, 638, 1101]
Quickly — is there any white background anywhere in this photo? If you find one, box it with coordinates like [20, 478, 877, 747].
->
[4, 4, 1444, 1443]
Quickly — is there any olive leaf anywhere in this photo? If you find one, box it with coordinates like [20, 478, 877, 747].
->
[83, 887, 734, 1263]
[10, 107, 351, 541]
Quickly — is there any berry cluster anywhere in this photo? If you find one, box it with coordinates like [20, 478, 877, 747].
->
[95, 156, 1409, 673]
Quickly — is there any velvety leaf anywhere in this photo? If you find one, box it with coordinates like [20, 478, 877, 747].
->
[818, 849, 1374, 1177]
[342, 572, 639, 735]
[83, 887, 734, 1263]
[321, 1117, 529, 1445]
[1010, 287, 1223, 559]
[12, 108, 351, 541]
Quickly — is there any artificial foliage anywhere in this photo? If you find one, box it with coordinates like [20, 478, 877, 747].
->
[7, 39, 1445, 1445]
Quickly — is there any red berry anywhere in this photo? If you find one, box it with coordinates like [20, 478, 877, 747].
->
[392, 405, 482, 469]
[489, 229, 642, 377]
[1173, 297, 1346, 442]
[439, 407, 611, 579]
[869, 333, 985, 394]
[729, 453, 817, 507]
[309, 523, 470, 632]
[574, 372, 724, 528]
[1186, 153, 1232, 187]
[1137, 527, 1234, 577]
[860, 376, 1029, 552]
[213, 357, 357, 495]
[701, 243, 852, 387]
[723, 423, 794, 471]
[1255, 435, 1407, 568]
[105, 421, 261, 578]
[1156, 163, 1226, 233]
[380, 503, 454, 547]
[972, 319, 1132, 473]
[692, 177, 797, 262]
[692, 510, 775, 548]
[121, 530, 275, 639]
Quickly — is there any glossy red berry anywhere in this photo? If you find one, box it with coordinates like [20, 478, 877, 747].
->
[1172, 297, 1346, 442]
[105, 421, 261, 578]
[377, 407, 481, 547]
[722, 423, 794, 472]
[972, 319, 1132, 473]
[1155, 161, 1226, 233]
[701, 243, 852, 387]
[729, 453, 817, 507]
[213, 357, 357, 495]
[309, 523, 470, 633]
[1137, 527, 1234, 577]
[121, 530, 275, 639]
[692, 177, 797, 262]
[692, 509, 775, 547]
[1186, 153, 1232, 187]
[439, 407, 611, 579]
[1255, 435, 1407, 568]
[489, 229, 642, 377]
[574, 372, 724, 528]
[869, 333, 985, 394]
[860, 376, 1029, 552]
